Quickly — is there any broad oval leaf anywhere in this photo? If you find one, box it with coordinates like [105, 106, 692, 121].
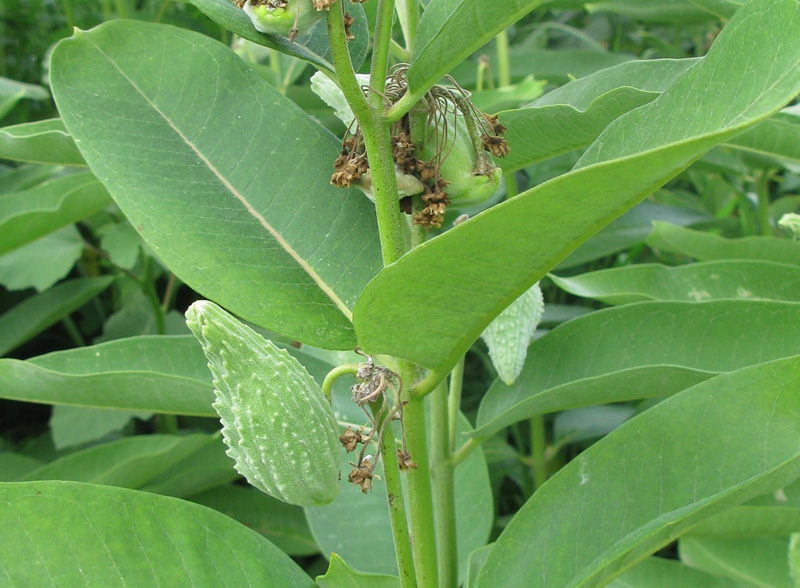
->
[0, 118, 85, 166]
[551, 260, 800, 305]
[473, 300, 800, 439]
[0, 277, 115, 357]
[0, 481, 314, 587]
[475, 356, 800, 587]
[189, 0, 369, 73]
[50, 20, 382, 349]
[648, 222, 800, 266]
[408, 0, 546, 96]
[0, 171, 110, 255]
[727, 111, 800, 165]
[0, 226, 84, 292]
[354, 0, 800, 376]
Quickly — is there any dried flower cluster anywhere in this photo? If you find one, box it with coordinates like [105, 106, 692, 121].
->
[330, 65, 509, 230]
[338, 349, 414, 493]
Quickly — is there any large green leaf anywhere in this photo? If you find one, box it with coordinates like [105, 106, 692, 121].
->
[608, 557, 737, 587]
[188, 0, 369, 73]
[473, 300, 800, 439]
[190, 485, 318, 556]
[686, 506, 800, 538]
[0, 277, 115, 357]
[0, 481, 314, 587]
[19, 434, 215, 489]
[354, 0, 800, 376]
[475, 356, 800, 587]
[552, 260, 800, 305]
[679, 537, 793, 587]
[0, 118, 85, 166]
[499, 58, 698, 171]
[0, 171, 110, 255]
[648, 222, 800, 266]
[50, 20, 382, 350]
[408, 0, 546, 95]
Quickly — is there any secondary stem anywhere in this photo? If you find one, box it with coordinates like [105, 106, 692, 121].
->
[496, 29, 512, 88]
[430, 381, 457, 588]
[370, 0, 396, 109]
[530, 414, 548, 491]
[402, 0, 420, 54]
[447, 356, 465, 452]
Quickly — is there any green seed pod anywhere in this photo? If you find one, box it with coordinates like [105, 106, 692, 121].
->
[482, 283, 545, 386]
[186, 300, 340, 507]
[242, 0, 323, 38]
[418, 110, 502, 206]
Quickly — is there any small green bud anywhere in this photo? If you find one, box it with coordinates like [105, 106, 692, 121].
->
[241, 0, 323, 40]
[482, 283, 545, 385]
[779, 213, 800, 240]
[186, 300, 340, 507]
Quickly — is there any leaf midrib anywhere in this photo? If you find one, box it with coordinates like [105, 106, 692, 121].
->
[81, 35, 353, 322]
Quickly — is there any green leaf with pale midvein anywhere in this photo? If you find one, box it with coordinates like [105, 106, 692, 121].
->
[686, 506, 800, 538]
[20, 434, 215, 489]
[408, 0, 546, 95]
[647, 222, 800, 266]
[475, 356, 800, 587]
[0, 118, 85, 166]
[50, 20, 382, 350]
[0, 277, 115, 357]
[0, 481, 314, 587]
[726, 112, 800, 164]
[679, 537, 793, 587]
[551, 260, 800, 305]
[354, 0, 800, 375]
[472, 300, 800, 439]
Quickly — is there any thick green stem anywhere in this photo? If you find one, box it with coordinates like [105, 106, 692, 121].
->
[157, 414, 179, 434]
[755, 170, 775, 236]
[496, 29, 512, 88]
[141, 257, 166, 336]
[62, 316, 86, 347]
[370, 0, 396, 110]
[326, 2, 372, 123]
[402, 388, 440, 588]
[451, 437, 480, 467]
[505, 172, 518, 199]
[376, 403, 418, 588]
[401, 0, 420, 53]
[322, 364, 359, 404]
[530, 414, 548, 491]
[430, 381, 457, 588]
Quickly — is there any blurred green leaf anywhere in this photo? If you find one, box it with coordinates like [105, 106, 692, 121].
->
[679, 537, 793, 587]
[687, 506, 800, 538]
[0, 276, 114, 357]
[49, 405, 152, 450]
[608, 557, 737, 587]
[0, 118, 85, 166]
[0, 226, 83, 292]
[0, 172, 111, 255]
[0, 453, 43, 481]
[316, 554, 400, 588]
[648, 222, 800, 266]
[552, 260, 800, 304]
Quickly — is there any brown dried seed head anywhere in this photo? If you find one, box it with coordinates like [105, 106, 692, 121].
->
[397, 449, 418, 472]
[339, 427, 361, 453]
[348, 458, 376, 494]
[481, 134, 510, 158]
[313, 0, 335, 10]
[344, 12, 355, 41]
[483, 112, 507, 136]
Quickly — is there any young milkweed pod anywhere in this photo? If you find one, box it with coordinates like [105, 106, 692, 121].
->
[186, 300, 340, 507]
[417, 108, 502, 207]
[240, 0, 323, 41]
[482, 283, 545, 385]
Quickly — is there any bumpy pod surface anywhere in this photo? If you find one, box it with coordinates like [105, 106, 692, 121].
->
[418, 111, 502, 206]
[186, 300, 340, 506]
[482, 283, 545, 385]
[242, 0, 323, 36]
